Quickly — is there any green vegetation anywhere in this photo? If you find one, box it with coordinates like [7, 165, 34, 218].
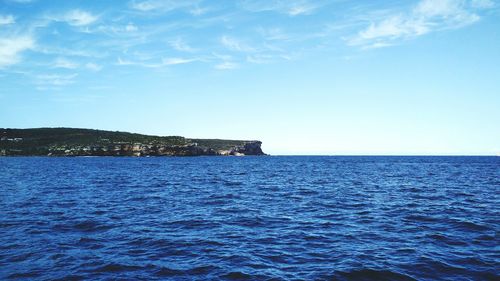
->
[193, 139, 258, 151]
[1, 128, 187, 146]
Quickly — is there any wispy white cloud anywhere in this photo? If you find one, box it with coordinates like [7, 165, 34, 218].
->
[221, 36, 255, 52]
[189, 6, 210, 16]
[162, 57, 197, 65]
[35, 73, 78, 86]
[117, 56, 197, 68]
[36, 45, 104, 58]
[85, 62, 102, 71]
[53, 57, 79, 69]
[125, 23, 138, 32]
[246, 54, 274, 64]
[210, 52, 238, 70]
[211, 52, 232, 61]
[288, 5, 315, 16]
[130, 0, 200, 12]
[240, 0, 320, 16]
[86, 23, 140, 36]
[470, 0, 495, 8]
[414, 0, 477, 19]
[170, 38, 197, 52]
[219, 33, 294, 67]
[349, 0, 493, 48]
[52, 58, 102, 71]
[52, 10, 98, 26]
[355, 16, 429, 43]
[67, 10, 98, 26]
[0, 36, 34, 68]
[0, 15, 15, 25]
[215, 61, 238, 70]
[116, 57, 131, 66]
[257, 27, 289, 41]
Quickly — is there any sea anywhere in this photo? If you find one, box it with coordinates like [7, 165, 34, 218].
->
[0, 156, 498, 280]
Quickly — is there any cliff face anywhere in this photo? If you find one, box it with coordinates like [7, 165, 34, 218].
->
[0, 128, 266, 157]
[227, 141, 264, 156]
[45, 143, 218, 157]
[41, 142, 264, 157]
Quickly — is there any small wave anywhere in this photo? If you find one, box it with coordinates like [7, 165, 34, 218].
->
[403, 214, 440, 223]
[52, 220, 112, 233]
[232, 216, 265, 228]
[450, 219, 491, 232]
[155, 265, 220, 277]
[94, 263, 143, 273]
[52, 275, 85, 281]
[73, 220, 112, 232]
[187, 265, 220, 275]
[0, 222, 18, 228]
[154, 267, 184, 277]
[427, 233, 469, 246]
[223, 180, 243, 187]
[78, 237, 98, 244]
[7, 271, 41, 279]
[412, 256, 467, 276]
[221, 271, 253, 280]
[7, 253, 34, 263]
[333, 269, 417, 281]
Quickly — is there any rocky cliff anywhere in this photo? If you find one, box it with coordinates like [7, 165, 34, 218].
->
[0, 128, 266, 157]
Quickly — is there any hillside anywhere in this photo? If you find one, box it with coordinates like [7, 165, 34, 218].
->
[0, 128, 265, 156]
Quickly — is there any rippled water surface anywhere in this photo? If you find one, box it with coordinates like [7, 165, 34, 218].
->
[0, 156, 498, 280]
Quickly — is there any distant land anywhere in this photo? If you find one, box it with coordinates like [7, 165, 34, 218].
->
[0, 128, 265, 157]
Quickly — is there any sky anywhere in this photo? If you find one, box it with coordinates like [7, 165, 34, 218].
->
[0, 0, 499, 155]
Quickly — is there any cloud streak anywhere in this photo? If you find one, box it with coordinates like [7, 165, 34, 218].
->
[85, 62, 102, 71]
[129, 0, 200, 13]
[170, 38, 197, 52]
[215, 61, 238, 70]
[53, 57, 79, 69]
[0, 15, 15, 25]
[221, 36, 255, 52]
[65, 10, 98, 26]
[348, 0, 492, 48]
[0, 36, 34, 68]
[47, 10, 98, 26]
[35, 73, 78, 86]
[162, 57, 197, 65]
[117, 56, 198, 68]
[240, 0, 320, 16]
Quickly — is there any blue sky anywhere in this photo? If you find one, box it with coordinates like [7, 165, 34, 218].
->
[0, 0, 499, 155]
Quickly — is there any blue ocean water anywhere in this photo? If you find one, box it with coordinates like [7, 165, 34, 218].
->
[0, 156, 498, 280]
